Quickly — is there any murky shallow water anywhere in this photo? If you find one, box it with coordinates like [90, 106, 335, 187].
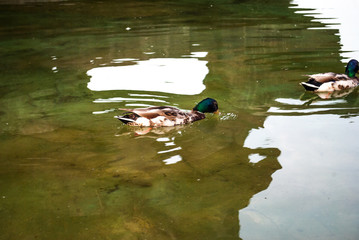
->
[0, 0, 358, 239]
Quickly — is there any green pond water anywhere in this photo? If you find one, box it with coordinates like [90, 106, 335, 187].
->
[1, 0, 359, 239]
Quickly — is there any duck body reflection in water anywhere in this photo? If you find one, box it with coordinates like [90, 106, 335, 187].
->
[115, 98, 218, 127]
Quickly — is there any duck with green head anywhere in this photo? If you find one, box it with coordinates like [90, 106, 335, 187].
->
[300, 59, 359, 92]
[116, 98, 219, 127]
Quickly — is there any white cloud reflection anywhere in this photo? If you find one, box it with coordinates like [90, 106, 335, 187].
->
[87, 53, 209, 95]
[290, 0, 359, 61]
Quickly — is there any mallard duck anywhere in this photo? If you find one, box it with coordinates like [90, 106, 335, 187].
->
[116, 98, 219, 127]
[300, 59, 359, 92]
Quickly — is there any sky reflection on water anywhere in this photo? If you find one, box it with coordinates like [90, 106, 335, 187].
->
[87, 53, 208, 95]
[241, 113, 359, 239]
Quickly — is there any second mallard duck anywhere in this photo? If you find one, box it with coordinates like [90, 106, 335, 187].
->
[116, 98, 219, 127]
[300, 59, 359, 92]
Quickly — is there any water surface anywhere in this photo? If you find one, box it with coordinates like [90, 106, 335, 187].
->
[0, 0, 358, 239]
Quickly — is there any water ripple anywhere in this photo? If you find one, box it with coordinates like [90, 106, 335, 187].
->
[93, 97, 168, 104]
[268, 106, 359, 114]
[268, 97, 359, 116]
[275, 98, 346, 106]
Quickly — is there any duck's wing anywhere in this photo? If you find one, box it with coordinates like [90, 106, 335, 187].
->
[306, 73, 352, 82]
[118, 106, 185, 120]
[305, 72, 336, 83]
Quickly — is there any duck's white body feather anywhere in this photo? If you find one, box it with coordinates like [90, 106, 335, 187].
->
[120, 115, 186, 127]
[317, 79, 359, 92]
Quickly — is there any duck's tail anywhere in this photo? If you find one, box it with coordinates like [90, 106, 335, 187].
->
[300, 82, 319, 91]
[114, 115, 136, 125]
[300, 78, 322, 91]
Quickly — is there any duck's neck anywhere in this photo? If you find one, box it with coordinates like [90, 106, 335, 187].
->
[190, 110, 205, 122]
[346, 70, 356, 78]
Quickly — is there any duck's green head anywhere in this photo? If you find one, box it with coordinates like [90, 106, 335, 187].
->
[345, 59, 359, 78]
[193, 98, 219, 113]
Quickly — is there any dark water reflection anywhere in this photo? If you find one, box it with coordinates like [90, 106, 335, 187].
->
[1, 0, 359, 239]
